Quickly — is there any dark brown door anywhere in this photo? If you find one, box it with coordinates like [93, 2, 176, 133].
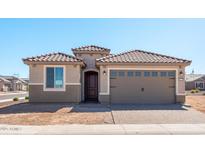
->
[85, 71, 98, 101]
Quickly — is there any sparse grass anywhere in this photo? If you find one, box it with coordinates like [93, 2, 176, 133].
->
[25, 96, 29, 100]
[13, 97, 19, 101]
[191, 88, 200, 93]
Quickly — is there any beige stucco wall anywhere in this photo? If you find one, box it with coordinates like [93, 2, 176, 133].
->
[0, 82, 9, 92]
[0, 82, 3, 91]
[77, 53, 106, 69]
[29, 85, 81, 103]
[29, 64, 81, 84]
[178, 67, 185, 94]
[29, 64, 81, 102]
[29, 65, 44, 83]
[176, 95, 186, 103]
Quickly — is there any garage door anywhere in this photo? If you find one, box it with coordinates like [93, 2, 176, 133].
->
[110, 70, 176, 104]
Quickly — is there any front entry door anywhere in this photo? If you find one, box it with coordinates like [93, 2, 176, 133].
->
[85, 71, 98, 101]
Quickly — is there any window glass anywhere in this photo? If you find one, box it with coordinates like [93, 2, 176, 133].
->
[196, 82, 204, 89]
[55, 67, 63, 88]
[152, 72, 158, 77]
[144, 71, 150, 77]
[110, 71, 117, 77]
[135, 71, 141, 77]
[46, 67, 64, 89]
[127, 71, 134, 77]
[168, 71, 176, 77]
[160, 72, 167, 77]
[46, 67, 54, 88]
[119, 71, 125, 77]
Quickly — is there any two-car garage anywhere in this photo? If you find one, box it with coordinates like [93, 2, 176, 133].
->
[110, 70, 176, 104]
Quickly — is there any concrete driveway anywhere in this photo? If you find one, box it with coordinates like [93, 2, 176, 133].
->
[111, 104, 205, 124]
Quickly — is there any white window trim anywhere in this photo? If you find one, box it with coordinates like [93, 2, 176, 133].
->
[99, 67, 179, 95]
[195, 81, 204, 89]
[43, 65, 66, 92]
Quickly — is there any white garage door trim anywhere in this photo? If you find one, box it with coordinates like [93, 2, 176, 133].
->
[100, 67, 179, 95]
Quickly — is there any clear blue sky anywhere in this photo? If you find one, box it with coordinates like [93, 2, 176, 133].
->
[0, 18, 204, 78]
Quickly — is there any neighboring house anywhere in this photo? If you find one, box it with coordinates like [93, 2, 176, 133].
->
[0, 76, 12, 92]
[185, 74, 205, 90]
[0, 76, 28, 91]
[23, 45, 191, 104]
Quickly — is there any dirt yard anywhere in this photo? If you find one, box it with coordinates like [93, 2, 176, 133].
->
[186, 96, 205, 113]
[0, 101, 113, 125]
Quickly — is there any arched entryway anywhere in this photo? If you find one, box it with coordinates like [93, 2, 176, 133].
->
[84, 71, 98, 102]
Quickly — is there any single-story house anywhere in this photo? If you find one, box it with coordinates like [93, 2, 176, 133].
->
[185, 74, 205, 90]
[0, 76, 12, 92]
[23, 45, 191, 104]
[0, 75, 28, 91]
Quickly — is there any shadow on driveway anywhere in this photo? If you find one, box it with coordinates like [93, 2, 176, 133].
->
[0, 101, 188, 114]
[111, 104, 188, 111]
[0, 102, 111, 114]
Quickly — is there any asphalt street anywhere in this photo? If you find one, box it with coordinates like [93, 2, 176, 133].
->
[0, 92, 28, 102]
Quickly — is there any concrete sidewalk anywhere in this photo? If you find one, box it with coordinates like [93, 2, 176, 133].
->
[1, 124, 205, 135]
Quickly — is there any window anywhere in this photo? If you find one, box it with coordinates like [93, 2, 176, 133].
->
[168, 71, 176, 77]
[45, 67, 64, 90]
[152, 72, 158, 77]
[118, 71, 125, 77]
[195, 82, 204, 89]
[160, 72, 167, 77]
[127, 71, 134, 77]
[110, 71, 117, 78]
[144, 71, 150, 77]
[135, 71, 141, 77]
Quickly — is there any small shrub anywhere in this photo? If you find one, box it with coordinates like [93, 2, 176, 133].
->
[25, 96, 29, 100]
[13, 97, 19, 101]
[191, 90, 195, 93]
[195, 89, 200, 93]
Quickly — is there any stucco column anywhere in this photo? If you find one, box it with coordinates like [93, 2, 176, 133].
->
[99, 66, 110, 104]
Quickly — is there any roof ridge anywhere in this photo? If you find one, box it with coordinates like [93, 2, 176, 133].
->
[72, 45, 110, 51]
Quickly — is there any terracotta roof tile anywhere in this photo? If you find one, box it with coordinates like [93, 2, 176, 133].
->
[96, 50, 191, 64]
[72, 45, 110, 52]
[23, 52, 83, 63]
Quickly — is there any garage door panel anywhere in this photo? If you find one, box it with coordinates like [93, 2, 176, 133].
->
[110, 70, 176, 104]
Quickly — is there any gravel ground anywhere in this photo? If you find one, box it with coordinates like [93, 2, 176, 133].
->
[186, 96, 205, 113]
[0, 102, 113, 125]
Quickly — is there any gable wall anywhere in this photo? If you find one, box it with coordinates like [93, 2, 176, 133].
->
[76, 53, 107, 69]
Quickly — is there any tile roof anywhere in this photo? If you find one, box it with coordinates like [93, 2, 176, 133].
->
[185, 74, 205, 82]
[96, 50, 191, 64]
[0, 75, 28, 84]
[0, 76, 11, 83]
[72, 45, 110, 52]
[23, 52, 83, 63]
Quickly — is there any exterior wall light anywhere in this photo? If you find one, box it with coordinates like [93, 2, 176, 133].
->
[103, 70, 106, 75]
[179, 71, 183, 75]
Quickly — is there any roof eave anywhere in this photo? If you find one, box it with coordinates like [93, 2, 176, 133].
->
[96, 61, 192, 66]
[23, 60, 86, 66]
